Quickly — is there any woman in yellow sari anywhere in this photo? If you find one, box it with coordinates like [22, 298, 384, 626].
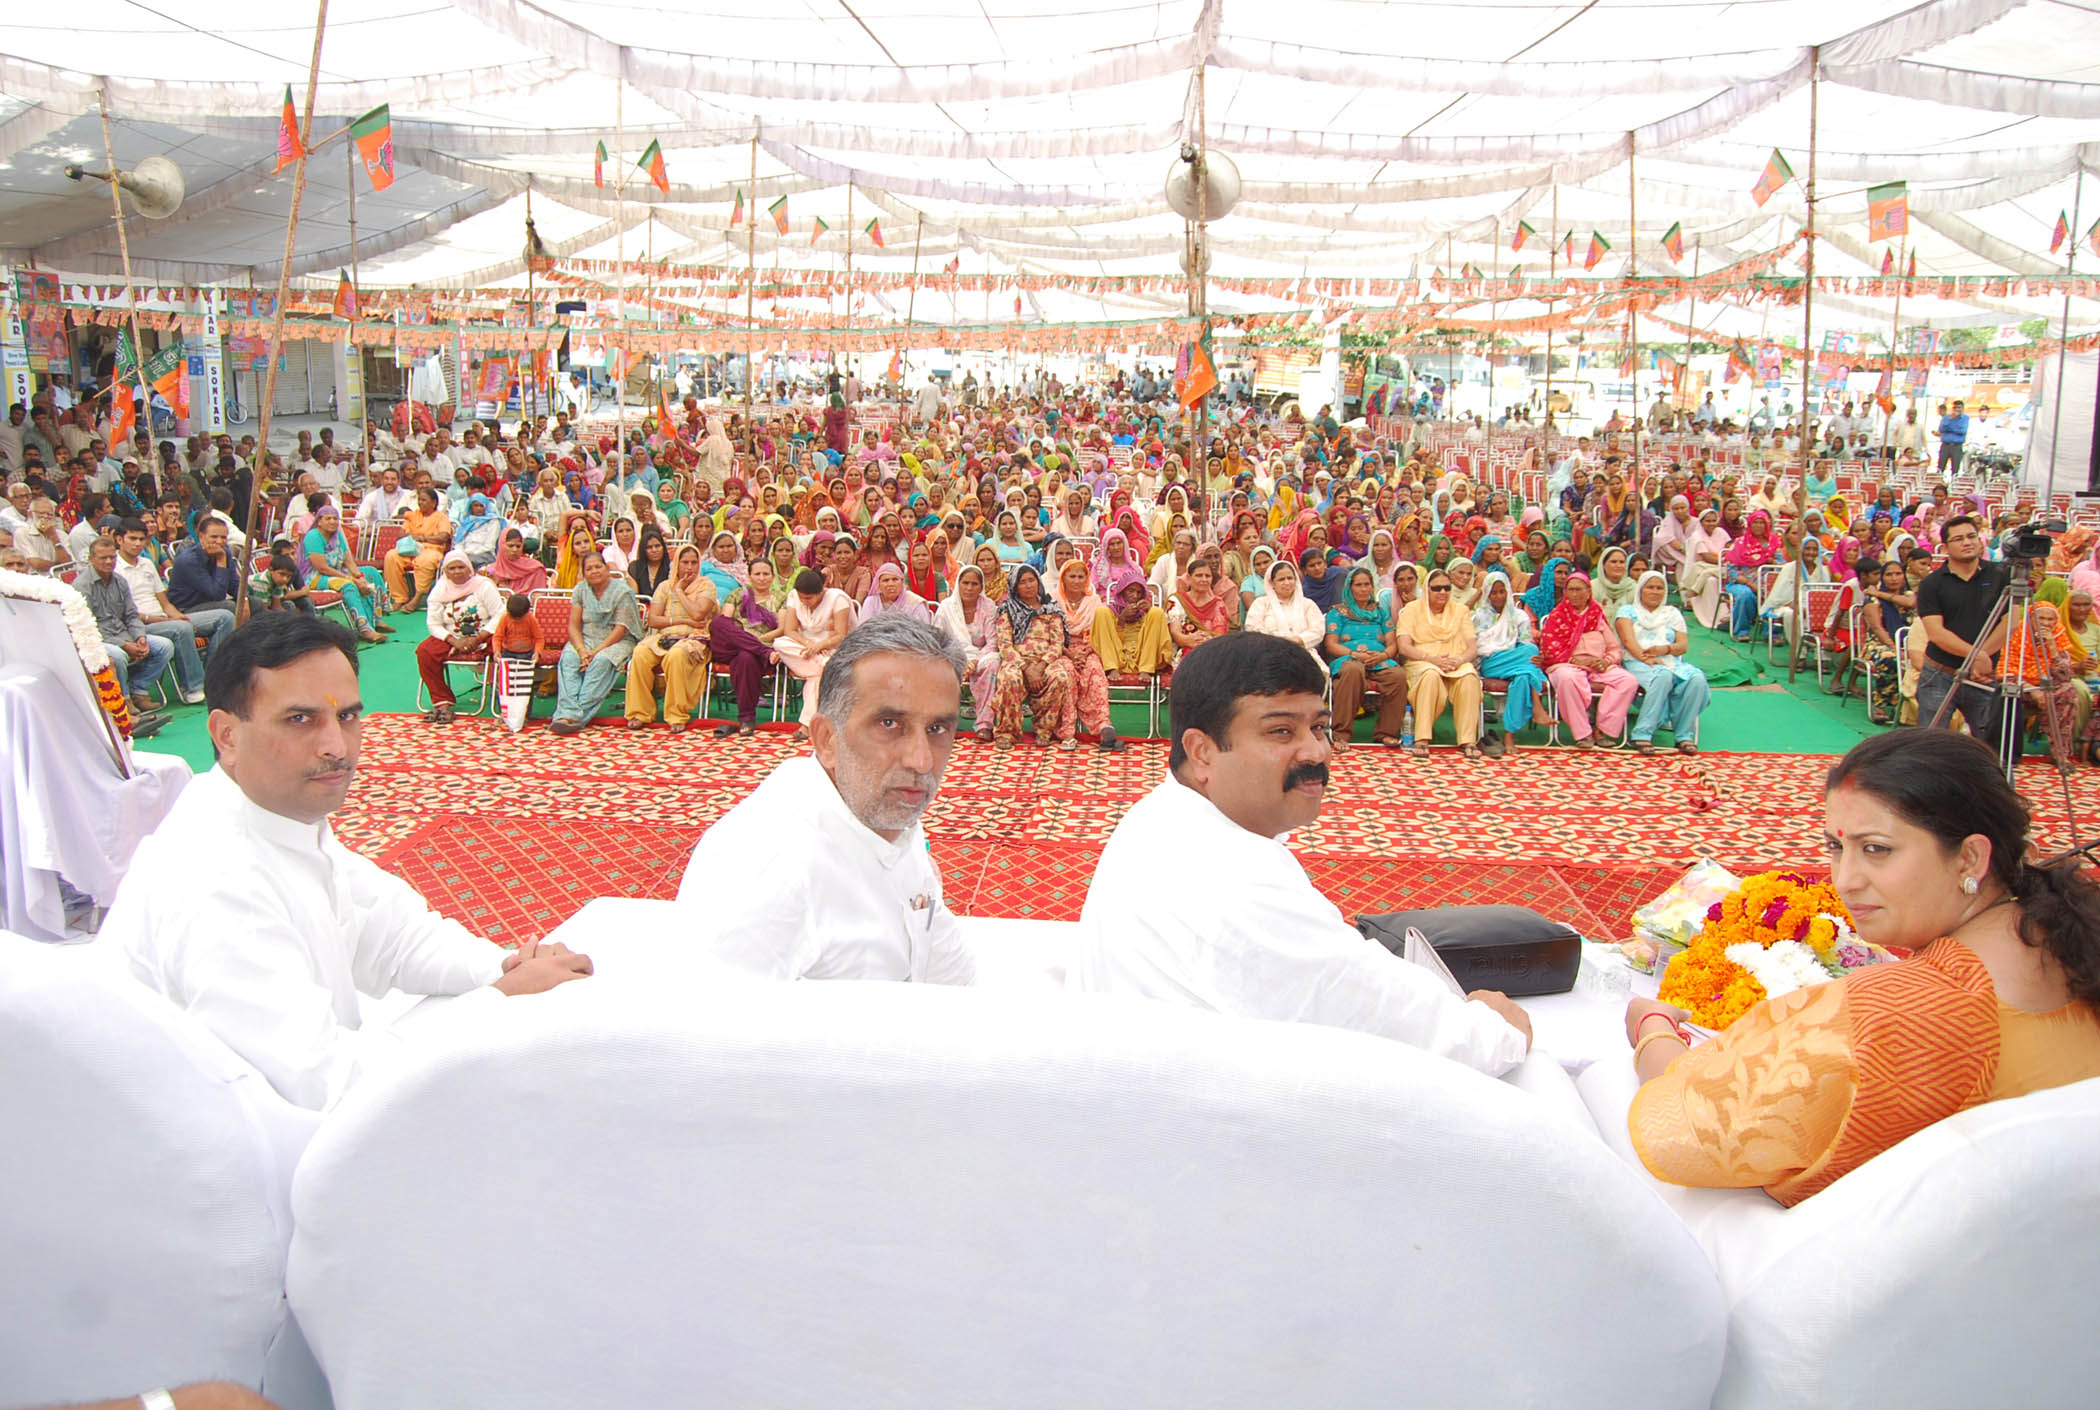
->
[1624, 730, 2100, 1206]
[552, 515, 597, 590]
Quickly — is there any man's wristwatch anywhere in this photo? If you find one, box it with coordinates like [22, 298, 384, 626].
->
[139, 1390, 178, 1410]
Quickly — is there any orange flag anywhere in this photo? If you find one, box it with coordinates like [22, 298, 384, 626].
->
[275, 85, 305, 172]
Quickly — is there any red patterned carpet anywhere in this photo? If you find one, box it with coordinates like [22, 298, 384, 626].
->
[332, 714, 2100, 947]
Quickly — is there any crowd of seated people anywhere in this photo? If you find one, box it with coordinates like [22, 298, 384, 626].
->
[11, 367, 2092, 761]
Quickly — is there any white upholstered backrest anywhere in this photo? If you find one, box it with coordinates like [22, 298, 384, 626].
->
[0, 934, 327, 1410]
[1577, 1059, 2100, 1410]
[289, 978, 1725, 1410]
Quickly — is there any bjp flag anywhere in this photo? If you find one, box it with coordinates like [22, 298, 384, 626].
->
[767, 195, 790, 235]
[1512, 221, 1534, 252]
[1584, 231, 1610, 270]
[332, 269, 358, 321]
[1174, 339, 1218, 408]
[1867, 181, 1907, 242]
[636, 139, 669, 196]
[349, 105, 394, 191]
[865, 217, 885, 248]
[1881, 247, 1894, 275]
[594, 140, 608, 189]
[1660, 221, 1684, 262]
[275, 85, 305, 172]
[1750, 148, 1794, 207]
[2051, 210, 2070, 255]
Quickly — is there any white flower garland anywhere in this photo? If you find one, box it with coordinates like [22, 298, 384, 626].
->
[1725, 939, 1831, 999]
[0, 568, 113, 672]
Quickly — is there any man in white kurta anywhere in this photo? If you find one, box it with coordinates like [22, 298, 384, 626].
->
[1069, 631, 1530, 1076]
[109, 613, 591, 1110]
[676, 615, 974, 985]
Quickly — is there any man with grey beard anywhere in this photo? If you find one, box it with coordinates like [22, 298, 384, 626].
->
[675, 614, 977, 984]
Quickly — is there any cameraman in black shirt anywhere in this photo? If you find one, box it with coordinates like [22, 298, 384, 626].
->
[1913, 515, 2010, 740]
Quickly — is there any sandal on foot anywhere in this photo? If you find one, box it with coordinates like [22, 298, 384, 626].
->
[1632, 740, 1657, 755]
[714, 723, 740, 739]
[1675, 740, 1699, 755]
[1409, 743, 1430, 758]
[1461, 745, 1483, 760]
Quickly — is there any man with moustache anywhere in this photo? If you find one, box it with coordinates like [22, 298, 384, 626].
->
[1070, 632, 1532, 1075]
[107, 614, 592, 1110]
[676, 614, 975, 985]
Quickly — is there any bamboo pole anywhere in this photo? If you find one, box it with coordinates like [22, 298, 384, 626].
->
[613, 78, 625, 476]
[1627, 134, 1642, 554]
[522, 177, 534, 426]
[94, 90, 155, 465]
[1544, 185, 1557, 439]
[1791, 47, 1821, 684]
[1884, 228, 1907, 459]
[743, 134, 756, 458]
[2046, 166, 2083, 504]
[1683, 240, 1700, 418]
[346, 136, 368, 458]
[906, 212, 924, 326]
[1488, 218, 1499, 425]
[241, 0, 329, 602]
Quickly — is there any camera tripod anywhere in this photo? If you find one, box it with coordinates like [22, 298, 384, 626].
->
[1926, 556, 2076, 792]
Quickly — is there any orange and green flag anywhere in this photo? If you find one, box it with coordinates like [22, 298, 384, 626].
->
[809, 215, 829, 247]
[729, 188, 744, 226]
[767, 194, 790, 234]
[1907, 247, 1918, 278]
[1584, 231, 1610, 270]
[275, 84, 305, 172]
[1750, 148, 1794, 206]
[1512, 220, 1534, 251]
[349, 104, 394, 191]
[1560, 229, 1575, 262]
[2050, 210, 2070, 254]
[593, 140, 607, 189]
[332, 269, 358, 320]
[1174, 337, 1219, 408]
[1867, 181, 1907, 242]
[1881, 247, 1894, 275]
[636, 139, 668, 196]
[142, 345, 184, 410]
[865, 217, 884, 248]
[107, 387, 135, 448]
[2087, 218, 2100, 260]
[1661, 221, 1684, 262]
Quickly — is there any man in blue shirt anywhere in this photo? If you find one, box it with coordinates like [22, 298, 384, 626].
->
[167, 516, 244, 619]
[1936, 399, 1970, 473]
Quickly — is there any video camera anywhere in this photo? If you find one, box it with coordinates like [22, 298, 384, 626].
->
[2004, 519, 2068, 563]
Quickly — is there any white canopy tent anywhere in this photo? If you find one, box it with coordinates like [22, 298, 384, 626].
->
[4, 0, 2100, 347]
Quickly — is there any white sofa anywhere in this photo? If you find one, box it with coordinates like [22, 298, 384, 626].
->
[0, 933, 331, 1410]
[287, 975, 1728, 1409]
[1577, 1057, 2100, 1410]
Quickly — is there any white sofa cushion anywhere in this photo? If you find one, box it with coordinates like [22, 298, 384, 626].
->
[289, 976, 1723, 1409]
[1579, 1056, 2100, 1410]
[0, 933, 326, 1410]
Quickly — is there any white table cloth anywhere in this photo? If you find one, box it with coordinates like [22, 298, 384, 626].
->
[0, 662, 191, 941]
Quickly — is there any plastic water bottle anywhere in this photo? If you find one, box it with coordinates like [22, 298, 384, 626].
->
[1400, 705, 1415, 749]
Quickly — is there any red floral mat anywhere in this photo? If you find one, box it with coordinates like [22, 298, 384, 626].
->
[332, 714, 2100, 947]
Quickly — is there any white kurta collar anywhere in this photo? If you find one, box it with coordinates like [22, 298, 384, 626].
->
[208, 765, 329, 852]
[797, 756, 919, 871]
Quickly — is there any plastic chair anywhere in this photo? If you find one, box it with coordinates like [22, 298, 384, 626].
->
[415, 645, 494, 716]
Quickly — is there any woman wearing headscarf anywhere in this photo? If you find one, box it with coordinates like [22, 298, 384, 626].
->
[1245, 557, 1327, 666]
[484, 527, 549, 597]
[762, 538, 801, 611]
[1593, 545, 1639, 616]
[1322, 564, 1408, 750]
[1053, 557, 1125, 750]
[1722, 508, 1785, 639]
[2001, 600, 2090, 774]
[1094, 564, 1174, 682]
[1394, 566, 1485, 759]
[823, 531, 869, 604]
[1677, 505, 1732, 630]
[1239, 543, 1278, 616]
[859, 560, 931, 624]
[1297, 547, 1344, 614]
[937, 563, 1002, 740]
[1521, 555, 1570, 625]
[1445, 554, 1481, 611]
[624, 543, 718, 732]
[1539, 572, 1637, 747]
[2070, 534, 2100, 600]
[1650, 495, 1696, 577]
[990, 564, 1077, 749]
[1148, 525, 1198, 602]
[414, 550, 505, 725]
[700, 528, 747, 599]
[1614, 571, 1710, 755]
[1759, 534, 1836, 657]
[1748, 473, 1789, 518]
[550, 550, 644, 735]
[904, 537, 947, 605]
[1473, 570, 1550, 749]
[1365, 527, 1399, 582]
[1379, 560, 1421, 618]
[1090, 527, 1138, 597]
[971, 542, 1011, 604]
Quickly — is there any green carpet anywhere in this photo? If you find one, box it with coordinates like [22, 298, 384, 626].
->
[140, 612, 1885, 772]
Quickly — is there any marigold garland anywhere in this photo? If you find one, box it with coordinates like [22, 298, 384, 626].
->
[1659, 870, 1863, 1029]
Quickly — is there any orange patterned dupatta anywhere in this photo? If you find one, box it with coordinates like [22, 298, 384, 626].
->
[1630, 940, 2000, 1206]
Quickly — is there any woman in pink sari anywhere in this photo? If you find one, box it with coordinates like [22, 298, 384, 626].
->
[1539, 573, 1638, 747]
[1053, 556, 1122, 750]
